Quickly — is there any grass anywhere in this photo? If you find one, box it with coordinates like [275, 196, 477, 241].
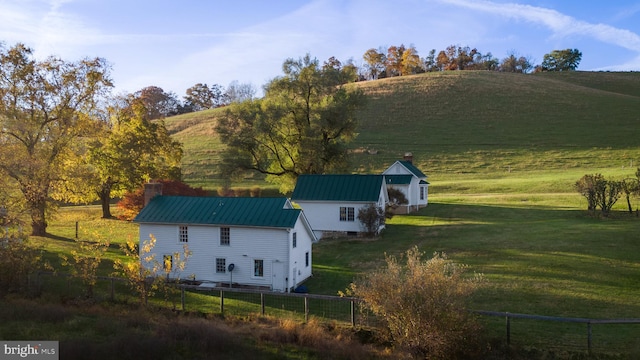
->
[163, 71, 640, 191]
[0, 296, 390, 360]
[5, 71, 640, 357]
[307, 195, 640, 354]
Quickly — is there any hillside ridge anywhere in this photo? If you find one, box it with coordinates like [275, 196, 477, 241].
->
[163, 71, 640, 188]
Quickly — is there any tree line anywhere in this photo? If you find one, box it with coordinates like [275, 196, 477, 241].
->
[575, 170, 640, 217]
[0, 42, 363, 236]
[0, 39, 585, 236]
[134, 81, 257, 120]
[142, 46, 582, 118]
[359, 45, 581, 80]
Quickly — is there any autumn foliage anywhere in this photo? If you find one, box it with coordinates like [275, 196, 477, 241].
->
[117, 180, 208, 220]
[345, 247, 485, 359]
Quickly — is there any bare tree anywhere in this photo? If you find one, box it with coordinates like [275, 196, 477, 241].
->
[224, 81, 256, 104]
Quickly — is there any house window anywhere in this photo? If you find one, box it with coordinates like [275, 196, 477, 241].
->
[220, 227, 230, 246]
[179, 226, 188, 243]
[254, 259, 264, 277]
[292, 232, 297, 248]
[216, 258, 226, 273]
[163, 255, 172, 272]
[420, 187, 425, 200]
[339, 207, 355, 222]
[305, 252, 309, 267]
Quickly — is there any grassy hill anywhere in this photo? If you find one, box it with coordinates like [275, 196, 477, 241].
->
[165, 71, 640, 192]
[21, 71, 640, 356]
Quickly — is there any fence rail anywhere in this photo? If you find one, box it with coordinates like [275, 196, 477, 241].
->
[474, 310, 640, 354]
[32, 272, 640, 355]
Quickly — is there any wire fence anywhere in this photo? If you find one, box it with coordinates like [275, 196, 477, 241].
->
[32, 272, 379, 327]
[474, 310, 640, 355]
[32, 272, 640, 356]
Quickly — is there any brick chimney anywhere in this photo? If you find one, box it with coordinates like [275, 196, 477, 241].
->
[144, 182, 163, 206]
[403, 152, 413, 164]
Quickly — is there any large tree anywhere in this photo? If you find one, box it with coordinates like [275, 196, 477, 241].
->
[362, 48, 386, 80]
[223, 81, 256, 104]
[183, 83, 226, 111]
[539, 48, 582, 71]
[385, 45, 405, 77]
[0, 43, 112, 236]
[87, 97, 182, 218]
[216, 54, 365, 193]
[499, 51, 534, 73]
[134, 86, 180, 119]
[400, 45, 423, 75]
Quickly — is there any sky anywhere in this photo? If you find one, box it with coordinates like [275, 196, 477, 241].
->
[1, 0, 640, 98]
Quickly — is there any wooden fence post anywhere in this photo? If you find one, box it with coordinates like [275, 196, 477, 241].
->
[304, 296, 309, 323]
[220, 290, 224, 314]
[350, 299, 356, 327]
[261, 293, 265, 316]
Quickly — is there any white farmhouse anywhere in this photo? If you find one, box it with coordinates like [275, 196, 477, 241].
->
[134, 195, 316, 292]
[382, 153, 429, 214]
[291, 174, 388, 238]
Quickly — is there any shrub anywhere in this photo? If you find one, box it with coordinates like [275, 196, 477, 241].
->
[60, 235, 110, 299]
[357, 204, 385, 236]
[345, 247, 486, 359]
[575, 174, 623, 217]
[0, 234, 47, 296]
[113, 234, 191, 308]
[117, 179, 208, 220]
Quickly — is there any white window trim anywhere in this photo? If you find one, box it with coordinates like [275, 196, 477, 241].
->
[252, 258, 264, 278]
[220, 227, 230, 246]
[178, 225, 188, 243]
[216, 257, 226, 274]
[339, 206, 355, 222]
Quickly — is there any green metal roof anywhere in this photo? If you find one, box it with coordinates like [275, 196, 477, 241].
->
[134, 196, 301, 228]
[398, 160, 427, 178]
[291, 174, 384, 202]
[385, 174, 413, 185]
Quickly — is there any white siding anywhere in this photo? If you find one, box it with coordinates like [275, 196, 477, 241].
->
[418, 183, 429, 206]
[140, 218, 313, 291]
[384, 162, 410, 176]
[296, 182, 387, 237]
[289, 217, 313, 289]
[296, 201, 370, 234]
[383, 161, 428, 211]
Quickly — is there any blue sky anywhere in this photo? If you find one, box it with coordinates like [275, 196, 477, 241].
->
[1, 0, 640, 97]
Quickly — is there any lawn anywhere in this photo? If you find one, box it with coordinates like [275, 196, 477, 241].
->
[6, 70, 640, 356]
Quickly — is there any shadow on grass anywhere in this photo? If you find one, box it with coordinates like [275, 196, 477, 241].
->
[313, 201, 640, 318]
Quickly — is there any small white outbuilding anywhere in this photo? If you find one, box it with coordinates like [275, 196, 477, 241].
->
[134, 195, 316, 292]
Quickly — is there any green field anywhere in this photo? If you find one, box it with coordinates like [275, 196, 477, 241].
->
[163, 71, 640, 354]
[8, 71, 640, 357]
[165, 71, 640, 189]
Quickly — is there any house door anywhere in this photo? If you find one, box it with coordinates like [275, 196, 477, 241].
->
[272, 261, 285, 292]
[292, 267, 297, 289]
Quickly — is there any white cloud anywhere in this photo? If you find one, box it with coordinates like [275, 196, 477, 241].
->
[438, 0, 640, 52]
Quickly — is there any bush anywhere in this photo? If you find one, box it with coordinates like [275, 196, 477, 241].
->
[345, 247, 486, 359]
[0, 234, 47, 296]
[60, 235, 110, 299]
[357, 204, 385, 236]
[575, 174, 623, 217]
[117, 179, 208, 220]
